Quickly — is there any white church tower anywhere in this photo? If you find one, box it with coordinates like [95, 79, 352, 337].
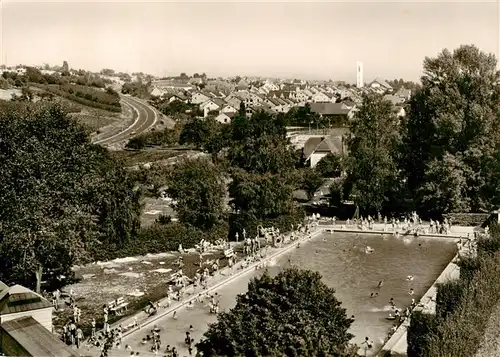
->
[356, 61, 364, 88]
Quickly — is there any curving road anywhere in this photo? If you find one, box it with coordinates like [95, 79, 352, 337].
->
[93, 95, 159, 146]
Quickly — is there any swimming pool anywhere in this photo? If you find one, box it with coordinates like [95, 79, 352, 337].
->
[122, 231, 458, 356]
[265, 232, 458, 354]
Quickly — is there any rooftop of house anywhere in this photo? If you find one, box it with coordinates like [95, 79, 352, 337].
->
[0, 283, 52, 316]
[0, 316, 81, 357]
[310, 102, 350, 116]
[303, 135, 344, 159]
[384, 95, 406, 106]
[220, 111, 237, 119]
[370, 77, 393, 89]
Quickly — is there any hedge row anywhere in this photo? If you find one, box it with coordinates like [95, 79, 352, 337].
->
[228, 208, 306, 239]
[112, 221, 229, 259]
[407, 223, 500, 357]
[34, 84, 121, 113]
[108, 209, 305, 260]
[442, 213, 489, 227]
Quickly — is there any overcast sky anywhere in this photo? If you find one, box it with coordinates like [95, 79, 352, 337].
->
[1, 1, 498, 82]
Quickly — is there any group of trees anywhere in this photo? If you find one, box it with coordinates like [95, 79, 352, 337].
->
[125, 122, 183, 150]
[121, 80, 151, 99]
[164, 103, 330, 240]
[2, 66, 112, 90]
[340, 45, 500, 218]
[0, 101, 141, 291]
[1, 66, 121, 112]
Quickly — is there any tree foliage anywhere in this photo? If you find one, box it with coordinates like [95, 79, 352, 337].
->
[179, 117, 222, 152]
[167, 157, 226, 230]
[197, 267, 354, 357]
[228, 111, 294, 175]
[299, 167, 325, 200]
[121, 80, 151, 99]
[315, 153, 342, 178]
[402, 44, 500, 216]
[227, 111, 298, 222]
[0, 102, 141, 290]
[344, 94, 401, 214]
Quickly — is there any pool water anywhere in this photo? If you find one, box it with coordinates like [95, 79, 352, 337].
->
[264, 232, 458, 354]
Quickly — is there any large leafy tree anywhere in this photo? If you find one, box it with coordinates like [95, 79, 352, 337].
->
[167, 157, 226, 230]
[315, 153, 343, 178]
[227, 111, 298, 221]
[197, 267, 355, 357]
[344, 94, 401, 214]
[229, 169, 295, 219]
[299, 167, 325, 200]
[0, 102, 141, 291]
[402, 45, 500, 215]
[179, 117, 227, 154]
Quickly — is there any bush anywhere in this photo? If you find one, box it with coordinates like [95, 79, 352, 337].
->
[111, 221, 229, 259]
[126, 135, 148, 150]
[155, 214, 172, 225]
[407, 311, 439, 357]
[435, 280, 465, 319]
[407, 223, 500, 357]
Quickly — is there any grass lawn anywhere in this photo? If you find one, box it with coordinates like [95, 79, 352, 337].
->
[52, 248, 228, 338]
